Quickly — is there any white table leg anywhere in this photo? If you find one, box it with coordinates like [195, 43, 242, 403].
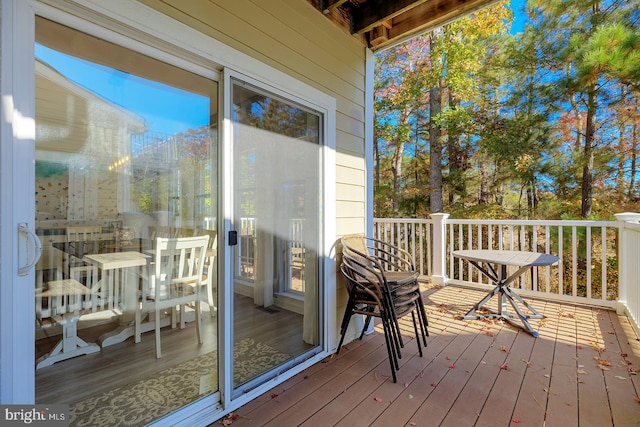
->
[36, 314, 100, 369]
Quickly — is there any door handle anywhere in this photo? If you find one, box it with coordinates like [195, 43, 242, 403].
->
[228, 230, 238, 246]
[18, 223, 42, 276]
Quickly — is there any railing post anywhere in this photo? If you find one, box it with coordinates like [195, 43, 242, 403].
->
[614, 212, 640, 315]
[430, 213, 449, 286]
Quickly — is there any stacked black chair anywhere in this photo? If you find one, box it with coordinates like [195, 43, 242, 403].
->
[342, 236, 429, 346]
[337, 236, 429, 382]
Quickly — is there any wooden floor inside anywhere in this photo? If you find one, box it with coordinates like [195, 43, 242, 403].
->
[222, 284, 640, 427]
[35, 294, 311, 404]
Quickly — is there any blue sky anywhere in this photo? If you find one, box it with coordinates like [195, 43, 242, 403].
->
[36, 0, 527, 137]
[510, 0, 528, 34]
[36, 44, 210, 136]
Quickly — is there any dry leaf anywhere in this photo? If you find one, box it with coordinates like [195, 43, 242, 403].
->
[431, 383, 437, 387]
[577, 368, 587, 374]
[374, 397, 383, 402]
[499, 345, 508, 352]
[512, 419, 521, 424]
[501, 364, 510, 371]
[221, 413, 240, 426]
[449, 364, 456, 369]
[615, 376, 627, 380]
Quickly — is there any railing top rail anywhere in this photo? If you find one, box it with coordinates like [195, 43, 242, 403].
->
[375, 218, 614, 227]
[442, 218, 612, 227]
[374, 218, 433, 224]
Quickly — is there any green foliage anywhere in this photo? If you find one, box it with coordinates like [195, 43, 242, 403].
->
[374, 0, 640, 220]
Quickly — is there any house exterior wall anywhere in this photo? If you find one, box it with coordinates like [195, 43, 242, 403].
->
[0, 0, 369, 413]
[137, 0, 370, 344]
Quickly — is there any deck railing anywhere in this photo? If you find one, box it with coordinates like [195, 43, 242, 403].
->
[374, 213, 640, 332]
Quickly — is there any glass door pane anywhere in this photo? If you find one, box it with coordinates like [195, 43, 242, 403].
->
[34, 17, 219, 425]
[230, 79, 321, 389]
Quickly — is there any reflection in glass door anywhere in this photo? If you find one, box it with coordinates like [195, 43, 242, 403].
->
[230, 78, 321, 389]
[34, 17, 219, 425]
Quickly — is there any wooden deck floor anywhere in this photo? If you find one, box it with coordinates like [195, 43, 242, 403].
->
[218, 284, 640, 427]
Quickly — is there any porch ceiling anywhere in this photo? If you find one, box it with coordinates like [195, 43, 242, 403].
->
[308, 0, 499, 51]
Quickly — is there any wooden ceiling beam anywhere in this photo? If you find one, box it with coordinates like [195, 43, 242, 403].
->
[350, 0, 430, 35]
[320, 0, 349, 14]
[377, 0, 497, 49]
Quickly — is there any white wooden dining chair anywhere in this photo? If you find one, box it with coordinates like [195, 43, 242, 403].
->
[135, 234, 210, 358]
[64, 225, 102, 274]
[70, 265, 111, 312]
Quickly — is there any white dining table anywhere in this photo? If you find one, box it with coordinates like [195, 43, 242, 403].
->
[35, 279, 101, 369]
[452, 250, 559, 337]
[83, 251, 151, 347]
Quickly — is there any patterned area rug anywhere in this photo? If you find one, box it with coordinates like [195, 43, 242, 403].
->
[69, 338, 290, 426]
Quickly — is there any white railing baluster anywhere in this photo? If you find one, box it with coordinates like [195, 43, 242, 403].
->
[571, 227, 578, 297]
[586, 226, 592, 299]
[601, 226, 606, 301]
[372, 215, 629, 311]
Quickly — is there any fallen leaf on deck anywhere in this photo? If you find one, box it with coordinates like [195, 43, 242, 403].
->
[271, 393, 279, 399]
[410, 422, 417, 426]
[577, 368, 587, 374]
[374, 397, 383, 402]
[501, 364, 510, 371]
[499, 345, 508, 352]
[512, 419, 521, 424]
[615, 376, 628, 380]
[221, 413, 240, 426]
[407, 394, 413, 399]
[635, 396, 640, 404]
[449, 364, 456, 369]
[431, 383, 437, 387]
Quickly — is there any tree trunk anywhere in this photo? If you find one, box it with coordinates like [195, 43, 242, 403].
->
[447, 93, 461, 206]
[392, 142, 404, 212]
[429, 80, 443, 213]
[581, 90, 596, 218]
[478, 158, 489, 205]
[374, 135, 380, 216]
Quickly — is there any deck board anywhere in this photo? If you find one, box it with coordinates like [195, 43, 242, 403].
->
[221, 284, 640, 427]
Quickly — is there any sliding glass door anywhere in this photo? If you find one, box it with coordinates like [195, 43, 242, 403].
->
[229, 78, 322, 389]
[34, 17, 219, 425]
